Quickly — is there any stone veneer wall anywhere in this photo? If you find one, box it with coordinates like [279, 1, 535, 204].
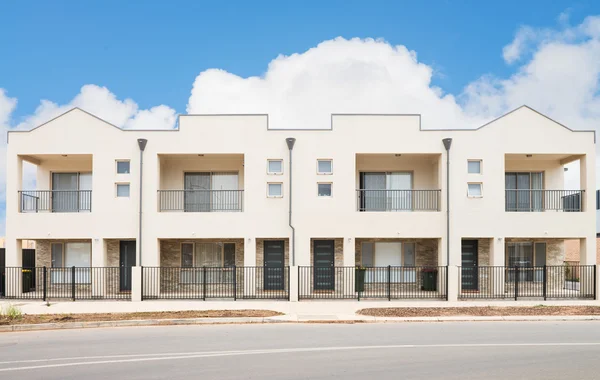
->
[159, 239, 244, 268]
[354, 238, 439, 267]
[309, 238, 344, 266]
[256, 238, 290, 267]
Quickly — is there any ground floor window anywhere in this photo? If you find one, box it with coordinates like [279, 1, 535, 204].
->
[360, 242, 416, 283]
[505, 242, 546, 282]
[50, 242, 91, 284]
[180, 242, 236, 283]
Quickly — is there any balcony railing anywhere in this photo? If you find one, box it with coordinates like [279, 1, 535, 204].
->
[505, 190, 584, 212]
[357, 189, 440, 212]
[19, 190, 92, 213]
[158, 190, 244, 212]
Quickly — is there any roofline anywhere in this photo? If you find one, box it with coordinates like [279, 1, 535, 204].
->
[6, 105, 596, 143]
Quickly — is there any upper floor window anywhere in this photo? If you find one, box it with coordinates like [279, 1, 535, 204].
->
[317, 159, 333, 174]
[467, 183, 483, 197]
[116, 160, 130, 174]
[267, 183, 283, 198]
[116, 183, 130, 198]
[267, 159, 283, 174]
[468, 160, 482, 174]
[318, 183, 332, 197]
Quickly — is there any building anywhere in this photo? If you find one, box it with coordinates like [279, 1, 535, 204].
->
[3, 106, 597, 302]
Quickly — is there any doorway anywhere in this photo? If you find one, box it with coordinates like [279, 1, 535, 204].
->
[461, 240, 478, 291]
[119, 241, 136, 292]
[313, 240, 335, 290]
[264, 240, 285, 290]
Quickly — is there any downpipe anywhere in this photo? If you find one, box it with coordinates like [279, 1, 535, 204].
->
[286, 138, 296, 266]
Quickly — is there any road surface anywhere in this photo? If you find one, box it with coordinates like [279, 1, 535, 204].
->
[0, 321, 599, 379]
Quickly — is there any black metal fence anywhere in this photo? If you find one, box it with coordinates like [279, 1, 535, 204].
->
[19, 190, 92, 213]
[0, 267, 131, 300]
[356, 190, 441, 212]
[299, 266, 447, 300]
[158, 190, 244, 212]
[459, 265, 596, 300]
[505, 190, 584, 212]
[142, 266, 289, 300]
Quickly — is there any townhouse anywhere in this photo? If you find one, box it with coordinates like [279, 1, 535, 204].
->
[2, 106, 597, 302]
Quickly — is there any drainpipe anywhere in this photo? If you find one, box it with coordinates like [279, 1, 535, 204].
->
[286, 138, 296, 266]
[442, 138, 452, 266]
[137, 138, 148, 266]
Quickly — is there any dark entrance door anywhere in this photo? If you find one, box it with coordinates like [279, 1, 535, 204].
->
[119, 241, 136, 292]
[461, 240, 478, 291]
[22, 249, 36, 293]
[264, 240, 285, 290]
[313, 240, 335, 290]
[0, 248, 5, 297]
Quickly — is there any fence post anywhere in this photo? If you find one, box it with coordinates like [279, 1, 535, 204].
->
[388, 265, 391, 301]
[594, 265, 597, 300]
[514, 266, 519, 301]
[288, 267, 291, 301]
[543, 265, 547, 301]
[43, 266, 47, 301]
[71, 266, 76, 301]
[357, 267, 360, 301]
[203, 266, 207, 301]
[233, 265, 237, 301]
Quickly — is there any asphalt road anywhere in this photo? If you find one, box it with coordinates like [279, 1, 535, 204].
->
[0, 322, 599, 379]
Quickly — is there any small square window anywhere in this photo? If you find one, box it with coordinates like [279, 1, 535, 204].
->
[267, 183, 283, 197]
[116, 183, 130, 197]
[268, 160, 283, 174]
[467, 183, 482, 197]
[317, 159, 333, 174]
[117, 161, 130, 174]
[318, 183, 332, 197]
[468, 160, 481, 174]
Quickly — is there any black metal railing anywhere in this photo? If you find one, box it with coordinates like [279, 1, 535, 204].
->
[19, 190, 92, 213]
[158, 190, 244, 212]
[357, 190, 440, 212]
[142, 266, 289, 300]
[505, 190, 584, 212]
[299, 266, 447, 300]
[0, 267, 131, 300]
[459, 265, 596, 300]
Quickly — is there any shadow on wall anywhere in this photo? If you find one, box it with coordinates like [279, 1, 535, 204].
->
[563, 238, 600, 264]
[0, 238, 36, 249]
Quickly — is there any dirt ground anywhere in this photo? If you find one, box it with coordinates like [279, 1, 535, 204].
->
[0, 309, 283, 325]
[357, 306, 600, 317]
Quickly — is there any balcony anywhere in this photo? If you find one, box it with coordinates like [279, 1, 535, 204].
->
[356, 189, 440, 211]
[505, 189, 584, 212]
[19, 190, 92, 213]
[158, 189, 243, 212]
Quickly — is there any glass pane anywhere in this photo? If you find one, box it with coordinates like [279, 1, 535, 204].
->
[268, 184, 282, 197]
[361, 243, 374, 266]
[387, 172, 412, 211]
[211, 173, 238, 211]
[181, 243, 194, 267]
[362, 172, 386, 211]
[468, 161, 481, 174]
[468, 184, 482, 196]
[52, 173, 78, 212]
[185, 173, 210, 212]
[534, 242, 546, 266]
[117, 161, 130, 174]
[223, 243, 236, 267]
[65, 242, 91, 267]
[318, 183, 332, 196]
[196, 243, 222, 267]
[318, 160, 332, 173]
[51, 243, 63, 267]
[117, 184, 130, 197]
[268, 160, 282, 173]
[403, 243, 416, 266]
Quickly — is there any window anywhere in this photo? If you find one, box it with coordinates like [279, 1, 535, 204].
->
[116, 183, 130, 197]
[116, 160, 130, 174]
[468, 160, 481, 174]
[317, 159, 333, 174]
[318, 183, 332, 197]
[359, 172, 413, 211]
[51, 172, 92, 212]
[50, 242, 91, 284]
[184, 172, 240, 212]
[360, 242, 416, 283]
[467, 183, 482, 197]
[505, 172, 543, 211]
[268, 183, 283, 197]
[267, 160, 283, 174]
[506, 242, 546, 282]
[180, 242, 236, 284]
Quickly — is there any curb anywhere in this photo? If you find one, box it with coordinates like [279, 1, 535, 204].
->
[2, 315, 600, 332]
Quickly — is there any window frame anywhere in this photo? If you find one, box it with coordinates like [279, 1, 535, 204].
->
[116, 183, 131, 198]
[179, 242, 236, 284]
[317, 159, 333, 175]
[467, 183, 483, 198]
[467, 160, 482, 174]
[317, 182, 333, 197]
[267, 182, 283, 198]
[360, 241, 417, 284]
[116, 160, 131, 174]
[267, 159, 284, 175]
[50, 242, 91, 284]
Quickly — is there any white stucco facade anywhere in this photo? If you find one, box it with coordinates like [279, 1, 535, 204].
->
[4, 106, 597, 301]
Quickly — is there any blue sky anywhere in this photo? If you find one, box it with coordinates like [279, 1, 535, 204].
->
[1, 1, 600, 236]
[1, 0, 598, 120]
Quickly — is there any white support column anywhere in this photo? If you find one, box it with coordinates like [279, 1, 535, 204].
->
[91, 238, 107, 298]
[579, 237, 598, 298]
[131, 266, 142, 302]
[296, 236, 311, 298]
[142, 239, 160, 299]
[243, 237, 257, 297]
[5, 239, 23, 298]
[490, 237, 506, 296]
[342, 237, 355, 298]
